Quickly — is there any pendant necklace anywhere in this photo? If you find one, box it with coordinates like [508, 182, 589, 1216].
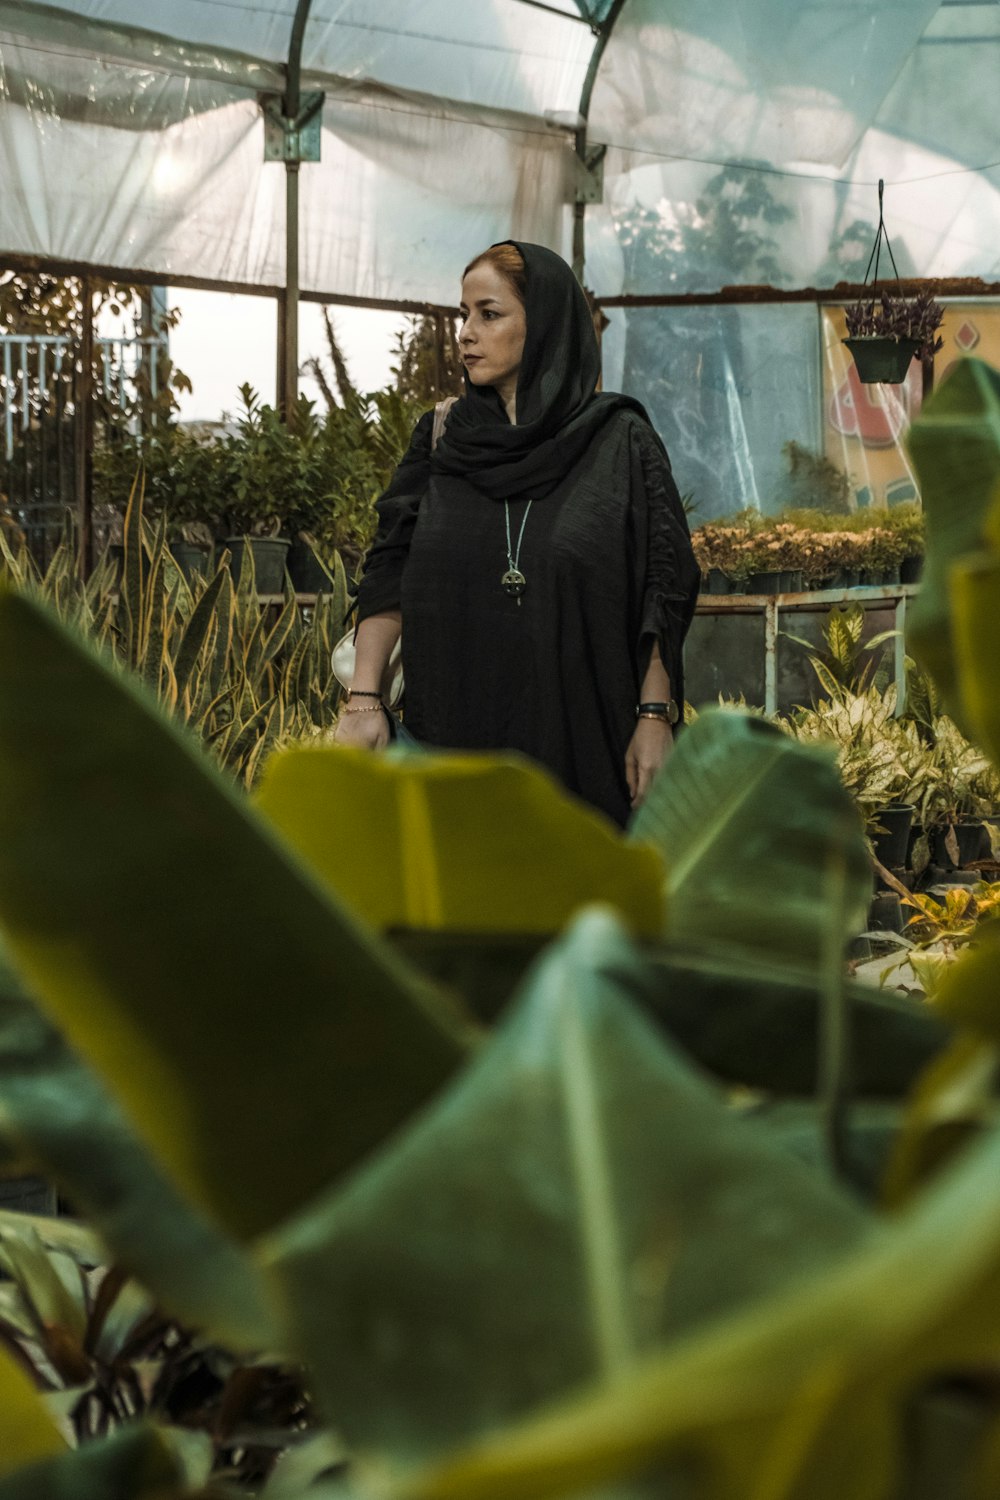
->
[502, 498, 533, 603]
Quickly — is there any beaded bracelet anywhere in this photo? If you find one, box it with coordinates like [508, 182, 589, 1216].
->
[347, 689, 382, 700]
[341, 703, 384, 715]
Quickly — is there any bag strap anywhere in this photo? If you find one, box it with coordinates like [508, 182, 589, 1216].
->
[431, 395, 458, 452]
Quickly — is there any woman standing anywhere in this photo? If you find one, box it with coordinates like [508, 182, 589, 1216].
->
[334, 241, 699, 828]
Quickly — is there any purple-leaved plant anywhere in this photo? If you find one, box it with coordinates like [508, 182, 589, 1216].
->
[844, 290, 945, 361]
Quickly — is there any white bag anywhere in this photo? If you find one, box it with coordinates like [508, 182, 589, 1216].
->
[331, 396, 457, 710]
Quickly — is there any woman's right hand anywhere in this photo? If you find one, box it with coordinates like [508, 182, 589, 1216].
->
[333, 707, 391, 750]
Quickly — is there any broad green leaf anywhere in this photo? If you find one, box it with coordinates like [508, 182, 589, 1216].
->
[392, 1120, 1000, 1500]
[0, 1342, 65, 1476]
[950, 544, 1000, 770]
[255, 747, 665, 937]
[393, 932, 951, 1098]
[0, 591, 471, 1242]
[906, 358, 1000, 718]
[0, 947, 276, 1348]
[882, 1033, 998, 1207]
[263, 908, 870, 1470]
[0, 1422, 206, 1499]
[628, 710, 871, 966]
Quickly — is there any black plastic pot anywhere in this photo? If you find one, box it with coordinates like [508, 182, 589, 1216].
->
[702, 567, 732, 595]
[169, 541, 212, 584]
[745, 569, 803, 594]
[900, 554, 923, 585]
[224, 536, 291, 594]
[869, 891, 904, 934]
[288, 539, 337, 594]
[929, 820, 991, 870]
[843, 336, 920, 385]
[872, 804, 914, 869]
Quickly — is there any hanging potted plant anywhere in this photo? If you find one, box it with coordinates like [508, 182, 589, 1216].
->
[844, 289, 945, 386]
[841, 180, 944, 385]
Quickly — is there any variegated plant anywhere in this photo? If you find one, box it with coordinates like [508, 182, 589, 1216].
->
[0, 480, 348, 787]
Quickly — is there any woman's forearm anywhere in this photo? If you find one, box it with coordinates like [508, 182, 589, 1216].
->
[639, 641, 671, 702]
[352, 611, 402, 694]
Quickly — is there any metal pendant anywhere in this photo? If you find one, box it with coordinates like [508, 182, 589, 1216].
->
[501, 568, 526, 599]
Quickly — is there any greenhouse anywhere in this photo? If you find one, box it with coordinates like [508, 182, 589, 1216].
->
[2, 4, 1000, 1498]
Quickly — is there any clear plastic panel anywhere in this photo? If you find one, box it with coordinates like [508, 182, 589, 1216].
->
[590, 0, 941, 170]
[588, 144, 1000, 297]
[610, 303, 823, 521]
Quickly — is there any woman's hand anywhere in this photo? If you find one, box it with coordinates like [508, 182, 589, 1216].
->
[625, 718, 674, 809]
[333, 707, 391, 751]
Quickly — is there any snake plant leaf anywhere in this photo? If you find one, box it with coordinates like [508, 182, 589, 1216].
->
[0, 1422, 209, 1499]
[255, 748, 665, 937]
[906, 358, 1000, 721]
[263, 907, 870, 1469]
[392, 1118, 1000, 1500]
[0, 946, 277, 1348]
[0, 591, 470, 1243]
[628, 709, 871, 965]
[0, 1342, 65, 1476]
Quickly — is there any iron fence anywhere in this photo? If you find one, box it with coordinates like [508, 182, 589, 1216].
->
[0, 334, 164, 568]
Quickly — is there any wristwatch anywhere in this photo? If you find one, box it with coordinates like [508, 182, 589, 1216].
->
[636, 699, 681, 725]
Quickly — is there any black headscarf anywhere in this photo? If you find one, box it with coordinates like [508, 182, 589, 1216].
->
[430, 241, 648, 501]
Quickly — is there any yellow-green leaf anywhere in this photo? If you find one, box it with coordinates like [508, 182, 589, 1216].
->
[0, 1343, 64, 1477]
[255, 747, 665, 937]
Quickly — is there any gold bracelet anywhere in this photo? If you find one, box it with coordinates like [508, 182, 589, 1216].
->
[341, 704, 384, 715]
[637, 711, 670, 723]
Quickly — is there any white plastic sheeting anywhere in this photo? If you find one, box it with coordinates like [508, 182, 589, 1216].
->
[0, 0, 592, 301]
[2, 0, 999, 302]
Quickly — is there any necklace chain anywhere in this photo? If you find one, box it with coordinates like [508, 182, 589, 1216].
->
[504, 499, 533, 577]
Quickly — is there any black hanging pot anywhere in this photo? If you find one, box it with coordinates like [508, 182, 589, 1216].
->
[843, 336, 920, 385]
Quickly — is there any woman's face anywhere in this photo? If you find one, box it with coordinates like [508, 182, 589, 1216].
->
[459, 263, 527, 395]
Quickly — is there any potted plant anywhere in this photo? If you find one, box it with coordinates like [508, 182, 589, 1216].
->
[843, 289, 944, 385]
[919, 716, 998, 870]
[92, 423, 222, 582]
[221, 385, 304, 593]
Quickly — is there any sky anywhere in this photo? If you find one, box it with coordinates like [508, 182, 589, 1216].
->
[162, 289, 411, 422]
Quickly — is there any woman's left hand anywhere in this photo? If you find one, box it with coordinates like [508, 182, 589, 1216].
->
[625, 718, 674, 809]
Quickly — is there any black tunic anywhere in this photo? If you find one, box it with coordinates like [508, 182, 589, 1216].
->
[357, 404, 699, 828]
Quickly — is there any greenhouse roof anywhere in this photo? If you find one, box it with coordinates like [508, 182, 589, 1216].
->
[1, 0, 998, 305]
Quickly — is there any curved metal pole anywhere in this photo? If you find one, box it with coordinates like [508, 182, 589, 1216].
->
[280, 0, 314, 415]
[572, 0, 629, 285]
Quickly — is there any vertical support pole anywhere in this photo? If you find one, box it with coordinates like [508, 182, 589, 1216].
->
[572, 123, 588, 286]
[275, 289, 288, 413]
[764, 597, 779, 716]
[433, 311, 445, 397]
[921, 351, 934, 405]
[282, 162, 300, 415]
[894, 592, 908, 716]
[74, 275, 94, 580]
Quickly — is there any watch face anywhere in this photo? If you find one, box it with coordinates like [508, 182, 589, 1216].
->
[667, 699, 680, 724]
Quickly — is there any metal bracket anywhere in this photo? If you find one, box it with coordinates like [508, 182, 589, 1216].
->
[573, 142, 606, 205]
[260, 90, 325, 163]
